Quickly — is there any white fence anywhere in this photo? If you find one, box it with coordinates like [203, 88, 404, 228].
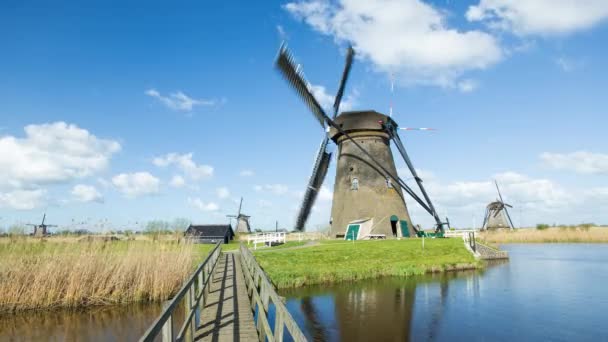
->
[247, 232, 287, 250]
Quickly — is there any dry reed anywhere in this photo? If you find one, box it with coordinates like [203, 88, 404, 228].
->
[479, 227, 608, 244]
[0, 239, 201, 313]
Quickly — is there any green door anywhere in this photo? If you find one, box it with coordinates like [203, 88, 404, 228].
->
[400, 220, 410, 238]
[345, 224, 360, 241]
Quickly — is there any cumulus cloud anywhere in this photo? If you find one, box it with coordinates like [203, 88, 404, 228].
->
[239, 169, 255, 177]
[153, 153, 213, 180]
[309, 84, 357, 111]
[0, 122, 120, 190]
[467, 0, 608, 36]
[71, 184, 103, 203]
[145, 89, 216, 111]
[254, 184, 289, 195]
[541, 151, 608, 174]
[0, 189, 46, 210]
[112, 172, 160, 198]
[188, 197, 219, 211]
[216, 187, 230, 199]
[285, 0, 502, 86]
[169, 175, 186, 188]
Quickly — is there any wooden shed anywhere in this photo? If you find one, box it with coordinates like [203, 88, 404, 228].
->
[185, 224, 235, 244]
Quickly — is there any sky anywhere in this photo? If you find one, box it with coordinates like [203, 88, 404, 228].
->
[1, 0, 607, 232]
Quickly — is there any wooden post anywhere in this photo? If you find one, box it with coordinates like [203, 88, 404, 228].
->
[274, 309, 284, 341]
[161, 304, 173, 342]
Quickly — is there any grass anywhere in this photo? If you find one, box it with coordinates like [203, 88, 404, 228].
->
[479, 227, 608, 244]
[253, 238, 479, 289]
[0, 237, 214, 313]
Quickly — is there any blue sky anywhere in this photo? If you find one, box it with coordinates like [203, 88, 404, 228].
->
[1, 0, 608, 232]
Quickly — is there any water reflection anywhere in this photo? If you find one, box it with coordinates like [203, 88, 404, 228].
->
[283, 245, 608, 342]
[0, 303, 161, 341]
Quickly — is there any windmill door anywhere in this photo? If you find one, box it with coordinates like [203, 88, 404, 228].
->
[345, 224, 360, 241]
[400, 220, 410, 238]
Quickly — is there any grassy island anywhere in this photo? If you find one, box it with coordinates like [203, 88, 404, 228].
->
[253, 238, 479, 289]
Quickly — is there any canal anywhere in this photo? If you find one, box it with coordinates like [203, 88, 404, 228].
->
[282, 244, 608, 341]
[1, 244, 606, 341]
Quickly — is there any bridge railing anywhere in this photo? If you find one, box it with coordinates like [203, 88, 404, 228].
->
[247, 232, 287, 250]
[240, 244, 307, 342]
[139, 241, 222, 342]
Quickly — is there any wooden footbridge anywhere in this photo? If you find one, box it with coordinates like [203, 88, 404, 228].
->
[139, 243, 307, 342]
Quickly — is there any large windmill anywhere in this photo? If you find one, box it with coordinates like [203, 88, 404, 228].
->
[481, 181, 515, 230]
[227, 197, 251, 234]
[275, 44, 444, 239]
[26, 213, 57, 237]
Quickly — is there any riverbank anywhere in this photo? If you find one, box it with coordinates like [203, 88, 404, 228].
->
[0, 238, 213, 313]
[253, 239, 480, 289]
[479, 227, 608, 244]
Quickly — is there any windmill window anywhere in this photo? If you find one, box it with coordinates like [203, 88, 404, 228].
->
[351, 177, 359, 190]
[386, 177, 393, 188]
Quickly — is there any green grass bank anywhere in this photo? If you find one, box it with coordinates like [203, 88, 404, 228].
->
[253, 239, 479, 289]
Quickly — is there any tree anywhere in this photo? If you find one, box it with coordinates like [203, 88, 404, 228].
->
[171, 218, 191, 233]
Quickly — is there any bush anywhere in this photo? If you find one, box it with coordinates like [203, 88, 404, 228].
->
[536, 223, 550, 230]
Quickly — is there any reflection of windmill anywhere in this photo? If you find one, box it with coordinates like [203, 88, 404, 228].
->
[481, 181, 515, 230]
[26, 213, 57, 237]
[226, 197, 251, 234]
[276, 44, 444, 237]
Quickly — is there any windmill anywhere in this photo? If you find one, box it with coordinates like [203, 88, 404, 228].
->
[26, 213, 57, 237]
[226, 197, 251, 234]
[481, 180, 515, 230]
[275, 44, 445, 239]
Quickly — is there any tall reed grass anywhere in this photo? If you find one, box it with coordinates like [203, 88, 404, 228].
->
[0, 239, 207, 313]
[479, 227, 608, 244]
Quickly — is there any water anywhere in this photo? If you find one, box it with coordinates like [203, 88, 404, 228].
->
[282, 244, 608, 341]
[0, 303, 162, 341]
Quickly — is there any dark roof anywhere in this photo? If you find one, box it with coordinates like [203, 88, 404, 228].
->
[186, 224, 234, 238]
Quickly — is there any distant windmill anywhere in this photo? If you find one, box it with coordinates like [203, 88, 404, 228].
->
[26, 213, 57, 237]
[481, 181, 515, 230]
[227, 197, 251, 234]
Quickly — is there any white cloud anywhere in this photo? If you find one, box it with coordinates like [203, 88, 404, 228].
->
[216, 187, 230, 199]
[254, 184, 289, 195]
[0, 122, 120, 190]
[112, 172, 160, 198]
[258, 199, 273, 208]
[457, 79, 478, 93]
[169, 175, 186, 188]
[145, 89, 216, 111]
[240, 169, 255, 177]
[71, 184, 103, 203]
[188, 197, 219, 212]
[541, 151, 608, 174]
[153, 153, 213, 180]
[0, 189, 46, 210]
[285, 0, 502, 86]
[467, 0, 608, 36]
[309, 84, 357, 111]
[555, 56, 584, 72]
[318, 185, 333, 201]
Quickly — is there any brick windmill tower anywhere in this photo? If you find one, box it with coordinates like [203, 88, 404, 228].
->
[276, 44, 445, 239]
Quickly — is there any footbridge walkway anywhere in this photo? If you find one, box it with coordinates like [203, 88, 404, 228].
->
[139, 242, 307, 342]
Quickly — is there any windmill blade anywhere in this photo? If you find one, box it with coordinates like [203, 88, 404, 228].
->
[504, 206, 515, 229]
[237, 197, 243, 217]
[332, 45, 354, 118]
[41, 213, 46, 225]
[295, 138, 332, 231]
[504, 203, 513, 208]
[275, 44, 330, 129]
[495, 180, 506, 204]
[46, 225, 58, 227]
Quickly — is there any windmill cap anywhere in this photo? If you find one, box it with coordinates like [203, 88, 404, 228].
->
[329, 110, 397, 141]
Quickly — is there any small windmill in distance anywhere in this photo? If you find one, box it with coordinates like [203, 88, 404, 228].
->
[26, 213, 57, 237]
[481, 180, 515, 230]
[227, 197, 251, 234]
